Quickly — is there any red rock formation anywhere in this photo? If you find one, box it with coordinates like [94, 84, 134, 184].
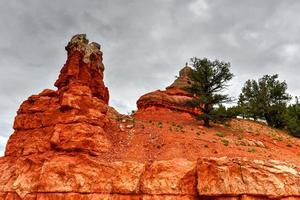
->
[55, 34, 109, 103]
[197, 157, 300, 198]
[136, 66, 200, 116]
[5, 34, 111, 157]
[0, 34, 300, 200]
[1, 156, 300, 199]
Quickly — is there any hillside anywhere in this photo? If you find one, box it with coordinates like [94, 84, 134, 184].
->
[0, 34, 300, 200]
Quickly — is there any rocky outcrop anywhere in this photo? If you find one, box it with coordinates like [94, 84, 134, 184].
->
[55, 34, 109, 103]
[141, 158, 197, 195]
[136, 66, 200, 115]
[197, 157, 300, 199]
[0, 156, 300, 199]
[0, 34, 300, 200]
[167, 65, 192, 89]
[5, 34, 111, 157]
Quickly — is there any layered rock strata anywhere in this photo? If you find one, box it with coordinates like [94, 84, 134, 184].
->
[5, 34, 111, 157]
[136, 66, 200, 115]
[0, 157, 299, 199]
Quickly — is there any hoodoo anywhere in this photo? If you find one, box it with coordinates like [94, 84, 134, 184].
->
[136, 65, 200, 116]
[6, 34, 111, 157]
[55, 34, 109, 103]
[1, 34, 300, 200]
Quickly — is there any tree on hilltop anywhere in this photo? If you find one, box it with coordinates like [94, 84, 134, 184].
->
[283, 96, 300, 137]
[185, 57, 234, 127]
[238, 74, 291, 128]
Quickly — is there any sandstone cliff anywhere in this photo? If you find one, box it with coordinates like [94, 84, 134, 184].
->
[1, 34, 300, 200]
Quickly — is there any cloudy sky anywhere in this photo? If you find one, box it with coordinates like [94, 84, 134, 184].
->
[1, 0, 300, 155]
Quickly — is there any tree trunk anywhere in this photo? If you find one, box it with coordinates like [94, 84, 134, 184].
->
[202, 104, 211, 127]
[264, 113, 273, 127]
[204, 118, 210, 127]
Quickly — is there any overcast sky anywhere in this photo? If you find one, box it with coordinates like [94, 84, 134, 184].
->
[1, 0, 300, 155]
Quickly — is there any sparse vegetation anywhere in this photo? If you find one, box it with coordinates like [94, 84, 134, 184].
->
[158, 121, 163, 128]
[216, 132, 225, 137]
[275, 136, 283, 141]
[248, 148, 256, 153]
[177, 124, 183, 129]
[237, 135, 243, 140]
[268, 130, 284, 141]
[221, 139, 229, 146]
[247, 126, 253, 133]
[173, 124, 184, 133]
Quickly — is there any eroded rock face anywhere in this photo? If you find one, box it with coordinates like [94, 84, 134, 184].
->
[55, 34, 109, 103]
[38, 155, 145, 194]
[197, 157, 300, 199]
[1, 156, 300, 199]
[141, 158, 197, 195]
[136, 66, 200, 115]
[5, 34, 111, 157]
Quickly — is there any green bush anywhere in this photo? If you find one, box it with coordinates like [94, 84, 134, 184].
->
[216, 132, 225, 137]
[221, 139, 229, 146]
[284, 103, 300, 137]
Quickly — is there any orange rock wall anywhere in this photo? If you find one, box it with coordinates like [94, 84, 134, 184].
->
[1, 34, 300, 200]
[0, 156, 299, 199]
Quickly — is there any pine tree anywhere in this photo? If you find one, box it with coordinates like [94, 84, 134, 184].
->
[185, 57, 234, 127]
[238, 74, 290, 128]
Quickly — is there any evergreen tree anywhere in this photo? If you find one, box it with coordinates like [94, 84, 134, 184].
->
[284, 97, 300, 137]
[185, 57, 234, 127]
[238, 74, 290, 128]
[212, 104, 241, 124]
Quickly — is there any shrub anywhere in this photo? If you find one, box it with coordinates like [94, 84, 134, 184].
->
[216, 132, 225, 137]
[221, 139, 229, 146]
[284, 103, 300, 137]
